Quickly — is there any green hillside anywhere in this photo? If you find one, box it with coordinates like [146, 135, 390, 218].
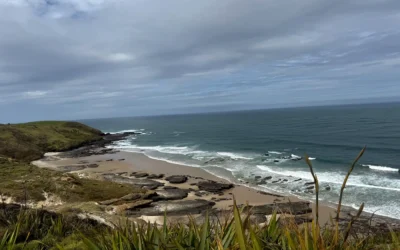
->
[0, 121, 103, 162]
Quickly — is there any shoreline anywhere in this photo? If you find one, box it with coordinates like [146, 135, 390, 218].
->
[32, 143, 400, 231]
[33, 149, 337, 225]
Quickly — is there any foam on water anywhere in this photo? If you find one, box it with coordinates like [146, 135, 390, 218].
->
[256, 165, 400, 192]
[107, 129, 143, 134]
[217, 152, 253, 160]
[268, 151, 283, 155]
[362, 164, 399, 172]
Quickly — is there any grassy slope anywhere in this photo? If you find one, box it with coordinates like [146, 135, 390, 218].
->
[0, 121, 103, 162]
[0, 121, 142, 202]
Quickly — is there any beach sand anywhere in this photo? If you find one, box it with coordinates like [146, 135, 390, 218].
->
[33, 150, 337, 225]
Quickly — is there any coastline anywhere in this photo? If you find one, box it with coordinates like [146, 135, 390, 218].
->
[33, 149, 337, 225]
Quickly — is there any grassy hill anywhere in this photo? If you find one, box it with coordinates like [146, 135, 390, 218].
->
[0, 121, 103, 162]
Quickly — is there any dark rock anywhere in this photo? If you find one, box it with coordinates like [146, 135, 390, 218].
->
[250, 214, 267, 224]
[115, 200, 153, 214]
[165, 175, 188, 184]
[242, 201, 312, 215]
[147, 174, 164, 179]
[194, 191, 203, 197]
[103, 175, 163, 189]
[272, 180, 279, 183]
[274, 159, 279, 163]
[106, 159, 113, 162]
[78, 160, 89, 164]
[282, 179, 288, 182]
[255, 176, 262, 179]
[153, 189, 188, 201]
[325, 186, 331, 191]
[294, 178, 302, 182]
[86, 164, 99, 168]
[306, 186, 314, 190]
[120, 193, 142, 201]
[257, 191, 284, 198]
[126, 199, 216, 216]
[197, 181, 233, 194]
[263, 176, 273, 180]
[304, 182, 315, 186]
[257, 180, 267, 185]
[264, 153, 270, 156]
[163, 186, 178, 190]
[132, 172, 149, 178]
[118, 158, 125, 161]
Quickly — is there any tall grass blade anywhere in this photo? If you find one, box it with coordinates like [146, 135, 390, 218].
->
[336, 146, 366, 221]
[233, 200, 247, 250]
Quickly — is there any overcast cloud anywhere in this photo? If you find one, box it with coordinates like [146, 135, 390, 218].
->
[1, 0, 400, 122]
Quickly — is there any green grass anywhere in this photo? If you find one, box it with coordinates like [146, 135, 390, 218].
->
[0, 159, 144, 203]
[0, 121, 103, 162]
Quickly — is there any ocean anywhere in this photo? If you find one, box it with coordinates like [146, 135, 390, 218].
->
[81, 103, 400, 219]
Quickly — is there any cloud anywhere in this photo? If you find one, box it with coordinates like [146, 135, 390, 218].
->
[1, 0, 400, 122]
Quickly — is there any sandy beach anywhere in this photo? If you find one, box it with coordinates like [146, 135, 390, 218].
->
[33, 149, 337, 225]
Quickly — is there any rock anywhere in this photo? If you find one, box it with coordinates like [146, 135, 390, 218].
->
[255, 176, 262, 179]
[118, 158, 125, 161]
[257, 180, 267, 185]
[153, 189, 188, 201]
[197, 181, 233, 194]
[147, 174, 164, 179]
[120, 193, 142, 201]
[106, 159, 113, 161]
[325, 186, 331, 191]
[263, 176, 273, 180]
[103, 174, 164, 189]
[126, 199, 216, 216]
[78, 160, 89, 164]
[274, 159, 279, 163]
[306, 186, 314, 190]
[257, 191, 284, 198]
[272, 180, 279, 183]
[86, 164, 99, 168]
[282, 179, 288, 182]
[194, 191, 204, 197]
[304, 182, 315, 186]
[131, 172, 149, 178]
[58, 165, 86, 172]
[165, 175, 188, 184]
[250, 214, 267, 224]
[294, 178, 302, 182]
[115, 200, 153, 214]
[264, 153, 270, 156]
[98, 198, 120, 206]
[242, 201, 311, 215]
[163, 186, 178, 190]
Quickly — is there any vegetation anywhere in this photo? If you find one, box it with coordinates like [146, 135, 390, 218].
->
[0, 159, 143, 202]
[0, 121, 398, 249]
[0, 121, 102, 162]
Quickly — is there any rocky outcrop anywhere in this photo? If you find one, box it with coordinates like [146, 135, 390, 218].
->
[152, 189, 188, 201]
[242, 201, 312, 215]
[126, 199, 216, 216]
[165, 175, 188, 184]
[103, 174, 164, 190]
[196, 181, 234, 194]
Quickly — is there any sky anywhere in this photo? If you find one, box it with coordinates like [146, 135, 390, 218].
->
[1, 0, 400, 123]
